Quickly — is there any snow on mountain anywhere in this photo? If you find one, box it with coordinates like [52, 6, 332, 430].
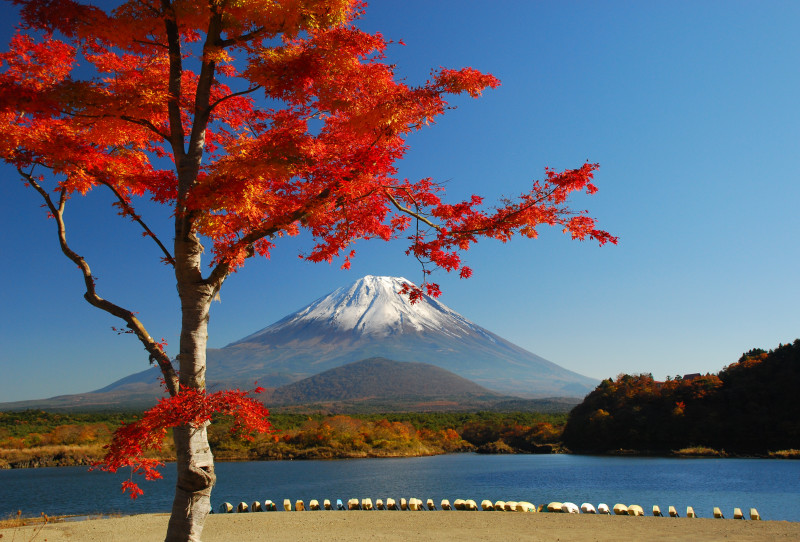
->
[215, 275, 597, 397]
[47, 275, 597, 403]
[1, 275, 599, 410]
[236, 275, 491, 341]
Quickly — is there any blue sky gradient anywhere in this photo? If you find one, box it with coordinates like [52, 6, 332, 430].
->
[1, 1, 798, 402]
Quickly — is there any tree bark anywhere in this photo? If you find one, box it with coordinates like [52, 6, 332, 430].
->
[164, 224, 220, 541]
[163, 278, 217, 542]
[165, 423, 215, 542]
[161, 7, 227, 538]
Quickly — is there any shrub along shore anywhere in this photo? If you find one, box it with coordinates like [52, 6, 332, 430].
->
[2, 408, 797, 470]
[0, 411, 566, 468]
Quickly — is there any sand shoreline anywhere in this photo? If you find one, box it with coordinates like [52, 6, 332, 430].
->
[5, 512, 799, 541]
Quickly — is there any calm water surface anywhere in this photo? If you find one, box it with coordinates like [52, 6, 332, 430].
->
[1, 454, 798, 520]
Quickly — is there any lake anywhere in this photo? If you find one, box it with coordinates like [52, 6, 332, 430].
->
[1, 454, 798, 521]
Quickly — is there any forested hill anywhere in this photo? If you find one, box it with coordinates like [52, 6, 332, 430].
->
[562, 340, 800, 454]
[266, 358, 498, 405]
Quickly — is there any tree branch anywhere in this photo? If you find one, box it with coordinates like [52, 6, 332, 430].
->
[118, 115, 171, 140]
[208, 85, 262, 113]
[99, 180, 176, 266]
[60, 109, 170, 141]
[449, 184, 567, 237]
[133, 38, 168, 49]
[216, 26, 267, 48]
[134, 0, 162, 17]
[387, 183, 569, 238]
[186, 10, 223, 160]
[161, 0, 186, 160]
[205, 185, 334, 287]
[19, 168, 179, 396]
[384, 190, 440, 230]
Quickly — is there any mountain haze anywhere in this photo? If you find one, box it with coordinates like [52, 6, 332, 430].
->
[0, 276, 597, 410]
[203, 275, 596, 396]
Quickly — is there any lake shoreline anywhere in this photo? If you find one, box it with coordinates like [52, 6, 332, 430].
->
[5, 455, 799, 523]
[4, 511, 800, 541]
[3, 446, 797, 470]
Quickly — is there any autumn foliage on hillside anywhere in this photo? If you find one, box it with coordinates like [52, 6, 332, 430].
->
[562, 340, 800, 453]
[1, 410, 568, 469]
[205, 411, 568, 458]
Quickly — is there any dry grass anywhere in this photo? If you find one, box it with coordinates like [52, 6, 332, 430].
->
[0, 444, 174, 469]
[672, 446, 727, 457]
[769, 449, 800, 458]
[0, 510, 63, 532]
[0, 512, 70, 542]
[0, 444, 106, 468]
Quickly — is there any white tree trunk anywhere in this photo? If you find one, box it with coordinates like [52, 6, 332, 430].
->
[165, 424, 215, 542]
[165, 231, 221, 541]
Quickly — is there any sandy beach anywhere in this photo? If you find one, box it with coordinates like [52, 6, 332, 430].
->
[5, 512, 799, 541]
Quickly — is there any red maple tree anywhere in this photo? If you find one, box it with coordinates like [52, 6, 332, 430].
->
[1, 1, 616, 539]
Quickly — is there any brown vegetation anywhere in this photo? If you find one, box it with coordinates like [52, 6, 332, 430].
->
[0, 510, 62, 534]
[0, 411, 566, 467]
[768, 449, 800, 459]
[671, 446, 727, 457]
[562, 340, 800, 454]
[0, 444, 106, 469]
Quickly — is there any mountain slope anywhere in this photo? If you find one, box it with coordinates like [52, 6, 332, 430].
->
[201, 276, 596, 396]
[1, 275, 598, 410]
[267, 357, 498, 404]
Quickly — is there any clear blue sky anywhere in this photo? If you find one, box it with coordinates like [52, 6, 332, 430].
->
[1, 1, 798, 403]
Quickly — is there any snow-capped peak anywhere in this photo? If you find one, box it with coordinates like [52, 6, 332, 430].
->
[241, 275, 481, 339]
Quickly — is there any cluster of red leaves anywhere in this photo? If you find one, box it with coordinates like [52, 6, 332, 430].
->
[94, 387, 272, 499]
[1, 0, 616, 298]
[398, 280, 441, 305]
[393, 163, 616, 302]
[0, 3, 619, 355]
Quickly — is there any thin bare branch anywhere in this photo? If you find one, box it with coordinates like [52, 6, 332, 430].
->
[18, 168, 179, 396]
[99, 180, 176, 266]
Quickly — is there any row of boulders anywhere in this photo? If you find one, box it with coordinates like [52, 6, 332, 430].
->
[216, 498, 761, 520]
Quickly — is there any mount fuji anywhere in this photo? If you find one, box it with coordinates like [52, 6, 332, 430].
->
[1, 276, 597, 411]
[202, 275, 597, 397]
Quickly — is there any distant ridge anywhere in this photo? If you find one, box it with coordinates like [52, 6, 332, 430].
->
[200, 275, 597, 397]
[267, 357, 498, 404]
[0, 356, 580, 413]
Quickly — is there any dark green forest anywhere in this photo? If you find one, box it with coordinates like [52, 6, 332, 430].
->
[562, 339, 800, 454]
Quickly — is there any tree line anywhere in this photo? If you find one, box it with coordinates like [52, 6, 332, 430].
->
[561, 340, 800, 454]
[0, 411, 567, 467]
